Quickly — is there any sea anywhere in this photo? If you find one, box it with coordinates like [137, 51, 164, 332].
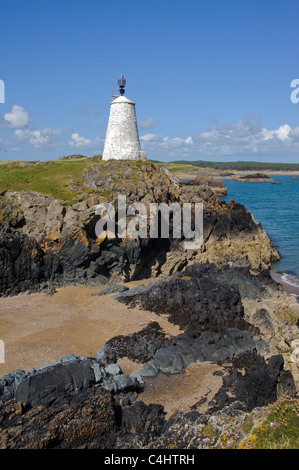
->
[219, 174, 299, 298]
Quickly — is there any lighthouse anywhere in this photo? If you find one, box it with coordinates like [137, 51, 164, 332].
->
[102, 75, 146, 161]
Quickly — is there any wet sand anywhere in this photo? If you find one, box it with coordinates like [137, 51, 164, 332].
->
[270, 270, 299, 300]
[0, 279, 177, 375]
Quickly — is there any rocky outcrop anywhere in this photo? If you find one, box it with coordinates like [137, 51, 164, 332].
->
[117, 263, 252, 334]
[0, 355, 144, 407]
[187, 173, 227, 196]
[0, 229, 46, 296]
[95, 321, 168, 366]
[235, 173, 277, 183]
[0, 256, 297, 449]
[0, 386, 118, 449]
[0, 161, 297, 449]
[138, 329, 257, 377]
[0, 347, 295, 449]
[134, 355, 296, 450]
[0, 383, 166, 449]
[0, 161, 280, 296]
[114, 262, 299, 361]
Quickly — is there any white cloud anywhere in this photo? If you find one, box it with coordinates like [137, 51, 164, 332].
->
[275, 124, 291, 141]
[69, 132, 92, 147]
[139, 118, 299, 159]
[0, 105, 30, 129]
[69, 132, 102, 149]
[140, 133, 158, 141]
[15, 128, 62, 148]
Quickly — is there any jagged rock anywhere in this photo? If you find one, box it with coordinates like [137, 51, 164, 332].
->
[251, 308, 275, 335]
[95, 321, 168, 365]
[15, 359, 95, 407]
[209, 352, 296, 412]
[89, 284, 129, 296]
[0, 228, 46, 296]
[124, 265, 251, 334]
[213, 267, 269, 300]
[138, 328, 256, 376]
[0, 161, 280, 295]
[0, 385, 165, 449]
[137, 361, 159, 378]
[113, 284, 151, 301]
[0, 356, 143, 408]
[0, 387, 118, 449]
[0, 370, 27, 404]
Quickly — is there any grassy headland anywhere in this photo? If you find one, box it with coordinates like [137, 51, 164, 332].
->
[0, 157, 298, 205]
[0, 157, 156, 205]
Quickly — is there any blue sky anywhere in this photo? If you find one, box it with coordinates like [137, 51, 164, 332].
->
[0, 0, 299, 162]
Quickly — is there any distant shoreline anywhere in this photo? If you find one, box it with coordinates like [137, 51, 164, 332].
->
[177, 170, 299, 180]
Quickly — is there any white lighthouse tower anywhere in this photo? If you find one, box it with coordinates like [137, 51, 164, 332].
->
[102, 75, 145, 161]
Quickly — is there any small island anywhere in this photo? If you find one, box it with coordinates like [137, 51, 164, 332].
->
[234, 172, 282, 184]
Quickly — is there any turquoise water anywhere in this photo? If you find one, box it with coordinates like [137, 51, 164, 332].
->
[220, 175, 299, 288]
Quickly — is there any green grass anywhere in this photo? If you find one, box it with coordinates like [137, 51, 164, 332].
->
[154, 162, 200, 174]
[0, 158, 159, 205]
[0, 159, 91, 204]
[239, 396, 299, 449]
[2, 157, 298, 207]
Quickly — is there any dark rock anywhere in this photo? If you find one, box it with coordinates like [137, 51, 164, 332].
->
[138, 361, 159, 378]
[89, 284, 129, 296]
[8, 356, 142, 408]
[95, 321, 168, 365]
[153, 346, 186, 375]
[105, 363, 122, 376]
[15, 359, 96, 407]
[113, 284, 151, 302]
[129, 265, 252, 334]
[214, 268, 269, 300]
[0, 387, 118, 449]
[144, 328, 256, 376]
[108, 374, 138, 393]
[0, 163, 280, 295]
[0, 228, 46, 296]
[0, 384, 166, 449]
[0, 370, 27, 404]
[114, 396, 165, 447]
[209, 352, 296, 412]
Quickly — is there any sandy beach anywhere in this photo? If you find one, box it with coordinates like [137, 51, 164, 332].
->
[0, 268, 297, 419]
[0, 280, 226, 417]
[270, 270, 299, 300]
[0, 280, 175, 375]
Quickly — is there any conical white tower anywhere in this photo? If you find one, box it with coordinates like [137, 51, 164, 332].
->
[102, 75, 144, 161]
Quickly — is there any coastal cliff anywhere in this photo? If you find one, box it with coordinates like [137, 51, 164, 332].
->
[0, 160, 298, 450]
[0, 160, 280, 296]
